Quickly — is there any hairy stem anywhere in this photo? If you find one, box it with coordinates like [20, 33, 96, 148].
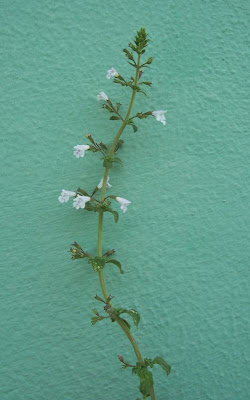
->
[96, 53, 156, 399]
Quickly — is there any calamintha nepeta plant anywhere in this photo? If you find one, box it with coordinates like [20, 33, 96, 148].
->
[59, 28, 170, 400]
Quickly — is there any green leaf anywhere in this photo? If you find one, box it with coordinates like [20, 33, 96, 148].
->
[144, 358, 154, 369]
[108, 209, 119, 223]
[110, 115, 120, 120]
[137, 369, 154, 397]
[89, 257, 106, 272]
[106, 259, 124, 274]
[153, 356, 171, 376]
[77, 188, 89, 196]
[116, 102, 122, 112]
[131, 124, 138, 133]
[113, 157, 123, 165]
[103, 158, 113, 169]
[120, 309, 140, 327]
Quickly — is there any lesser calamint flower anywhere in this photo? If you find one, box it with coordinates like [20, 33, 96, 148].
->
[106, 67, 119, 79]
[152, 110, 167, 125]
[73, 195, 91, 210]
[73, 144, 90, 158]
[58, 190, 76, 203]
[97, 91, 109, 101]
[116, 197, 131, 213]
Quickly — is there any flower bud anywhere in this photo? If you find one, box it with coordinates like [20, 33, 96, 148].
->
[118, 355, 124, 363]
[85, 133, 95, 145]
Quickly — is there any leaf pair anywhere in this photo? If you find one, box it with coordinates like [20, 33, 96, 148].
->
[102, 155, 123, 169]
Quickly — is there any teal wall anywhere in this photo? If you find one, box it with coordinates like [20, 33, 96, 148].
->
[1, 1, 249, 399]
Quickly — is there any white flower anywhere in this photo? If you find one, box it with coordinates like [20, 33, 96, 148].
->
[97, 176, 112, 190]
[73, 144, 90, 158]
[152, 110, 167, 125]
[73, 195, 91, 210]
[58, 189, 76, 203]
[97, 91, 109, 101]
[106, 67, 119, 80]
[116, 196, 131, 213]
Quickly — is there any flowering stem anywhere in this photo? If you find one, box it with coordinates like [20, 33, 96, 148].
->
[96, 53, 156, 399]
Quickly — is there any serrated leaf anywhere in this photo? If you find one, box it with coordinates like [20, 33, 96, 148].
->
[106, 259, 124, 274]
[89, 257, 105, 272]
[110, 115, 120, 120]
[113, 157, 123, 165]
[137, 369, 154, 396]
[120, 309, 140, 327]
[153, 356, 171, 376]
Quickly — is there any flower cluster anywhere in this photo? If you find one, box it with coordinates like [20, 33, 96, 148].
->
[59, 176, 130, 213]
[58, 190, 91, 210]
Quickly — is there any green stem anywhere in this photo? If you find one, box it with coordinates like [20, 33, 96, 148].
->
[96, 53, 156, 400]
[115, 317, 143, 363]
[149, 387, 156, 400]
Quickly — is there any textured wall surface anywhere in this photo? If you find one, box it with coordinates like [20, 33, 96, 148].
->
[1, 0, 249, 399]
